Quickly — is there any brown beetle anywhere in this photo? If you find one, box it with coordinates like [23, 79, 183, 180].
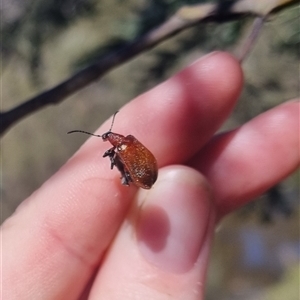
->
[68, 112, 158, 189]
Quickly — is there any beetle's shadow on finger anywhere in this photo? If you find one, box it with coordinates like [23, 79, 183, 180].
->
[136, 204, 170, 252]
[126, 197, 170, 252]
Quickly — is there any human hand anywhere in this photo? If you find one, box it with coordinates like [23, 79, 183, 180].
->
[2, 52, 299, 299]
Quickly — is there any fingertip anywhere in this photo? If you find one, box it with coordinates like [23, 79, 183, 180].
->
[91, 166, 215, 299]
[193, 99, 300, 218]
[183, 51, 243, 104]
[136, 165, 214, 273]
[116, 52, 244, 167]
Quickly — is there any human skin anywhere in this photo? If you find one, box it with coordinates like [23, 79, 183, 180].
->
[2, 52, 299, 300]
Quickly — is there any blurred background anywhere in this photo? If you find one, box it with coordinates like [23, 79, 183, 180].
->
[1, 0, 299, 299]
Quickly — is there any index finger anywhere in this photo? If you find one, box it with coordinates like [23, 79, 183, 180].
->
[2, 52, 243, 299]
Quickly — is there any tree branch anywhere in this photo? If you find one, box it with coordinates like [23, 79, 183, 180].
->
[235, 16, 266, 62]
[1, 0, 297, 136]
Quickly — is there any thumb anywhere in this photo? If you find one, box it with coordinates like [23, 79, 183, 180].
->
[89, 165, 215, 300]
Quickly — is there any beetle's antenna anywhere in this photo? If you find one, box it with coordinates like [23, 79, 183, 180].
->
[67, 130, 102, 137]
[108, 111, 119, 132]
[67, 111, 119, 137]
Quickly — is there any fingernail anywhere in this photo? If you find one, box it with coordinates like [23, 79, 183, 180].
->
[137, 166, 212, 273]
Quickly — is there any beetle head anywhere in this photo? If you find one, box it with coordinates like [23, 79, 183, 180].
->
[101, 131, 111, 141]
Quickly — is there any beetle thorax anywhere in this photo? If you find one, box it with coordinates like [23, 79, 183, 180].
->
[104, 132, 126, 147]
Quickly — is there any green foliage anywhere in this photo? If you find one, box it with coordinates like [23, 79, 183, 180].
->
[2, 0, 98, 84]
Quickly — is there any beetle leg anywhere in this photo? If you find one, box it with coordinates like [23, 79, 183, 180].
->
[103, 147, 116, 169]
[123, 170, 133, 185]
[113, 156, 132, 186]
[103, 147, 133, 186]
[120, 169, 132, 186]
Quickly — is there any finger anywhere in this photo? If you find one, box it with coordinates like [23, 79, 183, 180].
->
[97, 52, 243, 166]
[2, 52, 241, 299]
[89, 166, 215, 300]
[2, 156, 137, 299]
[192, 100, 300, 218]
